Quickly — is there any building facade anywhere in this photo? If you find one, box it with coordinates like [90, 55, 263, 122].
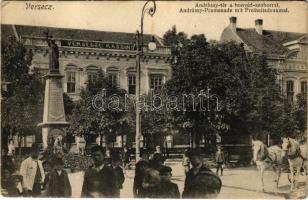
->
[2, 24, 172, 148]
[220, 17, 307, 103]
[3, 25, 172, 101]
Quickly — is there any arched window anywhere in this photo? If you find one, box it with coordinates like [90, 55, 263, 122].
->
[149, 74, 164, 91]
[127, 67, 136, 95]
[300, 80, 307, 101]
[286, 80, 294, 102]
[85, 65, 99, 84]
[107, 66, 119, 87]
[65, 64, 78, 94]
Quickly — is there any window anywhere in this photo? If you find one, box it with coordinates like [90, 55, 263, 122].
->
[108, 73, 118, 87]
[128, 74, 136, 94]
[88, 72, 98, 84]
[67, 71, 76, 93]
[150, 74, 163, 91]
[301, 81, 307, 93]
[286, 80, 294, 102]
[301, 81, 307, 100]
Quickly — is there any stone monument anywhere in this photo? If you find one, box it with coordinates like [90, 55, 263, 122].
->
[38, 32, 70, 150]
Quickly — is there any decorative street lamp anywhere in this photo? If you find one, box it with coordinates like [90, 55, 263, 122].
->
[135, 0, 157, 162]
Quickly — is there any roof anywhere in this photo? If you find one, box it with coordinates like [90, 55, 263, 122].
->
[236, 28, 290, 55]
[263, 30, 306, 44]
[220, 25, 306, 56]
[1, 24, 16, 39]
[1, 24, 164, 47]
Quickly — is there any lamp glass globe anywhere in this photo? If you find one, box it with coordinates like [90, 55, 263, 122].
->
[148, 42, 157, 51]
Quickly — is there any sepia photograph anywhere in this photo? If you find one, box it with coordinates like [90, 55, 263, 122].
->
[1, 1, 307, 199]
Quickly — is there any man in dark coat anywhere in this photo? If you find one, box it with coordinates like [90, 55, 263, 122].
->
[112, 151, 125, 197]
[47, 157, 71, 197]
[156, 165, 180, 198]
[141, 167, 161, 198]
[122, 146, 130, 169]
[182, 148, 222, 198]
[81, 146, 118, 198]
[133, 160, 149, 198]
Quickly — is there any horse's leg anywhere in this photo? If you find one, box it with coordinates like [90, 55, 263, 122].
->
[289, 165, 295, 191]
[256, 164, 261, 192]
[260, 164, 265, 192]
[301, 160, 307, 175]
[294, 162, 302, 189]
[276, 167, 281, 189]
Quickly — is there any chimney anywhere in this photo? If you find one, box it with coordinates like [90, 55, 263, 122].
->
[255, 19, 263, 35]
[229, 17, 237, 32]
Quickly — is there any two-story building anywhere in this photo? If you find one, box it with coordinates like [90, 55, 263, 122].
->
[2, 24, 172, 149]
[3, 24, 172, 100]
[221, 17, 307, 102]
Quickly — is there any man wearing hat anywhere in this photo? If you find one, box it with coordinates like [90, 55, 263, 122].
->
[20, 143, 45, 197]
[111, 150, 125, 197]
[133, 159, 150, 197]
[81, 146, 118, 197]
[46, 157, 71, 197]
[182, 148, 222, 198]
[157, 165, 180, 198]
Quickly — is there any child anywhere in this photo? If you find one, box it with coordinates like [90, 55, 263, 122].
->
[215, 146, 225, 176]
[157, 165, 180, 198]
[46, 157, 72, 197]
[1, 169, 23, 197]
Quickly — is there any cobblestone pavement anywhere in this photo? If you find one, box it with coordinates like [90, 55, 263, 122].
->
[68, 162, 307, 198]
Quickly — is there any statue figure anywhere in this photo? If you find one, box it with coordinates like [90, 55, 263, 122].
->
[53, 135, 64, 154]
[44, 30, 59, 72]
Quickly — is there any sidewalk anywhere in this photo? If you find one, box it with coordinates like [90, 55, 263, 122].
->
[68, 162, 307, 198]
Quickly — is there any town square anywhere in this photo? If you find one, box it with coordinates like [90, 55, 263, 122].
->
[1, 1, 307, 198]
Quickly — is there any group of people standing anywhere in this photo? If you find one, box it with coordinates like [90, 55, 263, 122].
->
[1, 144, 126, 198]
[2, 143, 73, 197]
[133, 147, 222, 198]
[133, 146, 179, 198]
[2, 143, 223, 198]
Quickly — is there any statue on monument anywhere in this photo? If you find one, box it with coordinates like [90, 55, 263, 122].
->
[44, 30, 59, 72]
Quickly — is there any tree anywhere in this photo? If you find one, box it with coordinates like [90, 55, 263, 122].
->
[163, 27, 286, 147]
[1, 37, 44, 154]
[66, 70, 133, 147]
[1, 37, 31, 88]
[163, 25, 188, 47]
[294, 94, 307, 137]
[63, 93, 75, 116]
[139, 91, 171, 148]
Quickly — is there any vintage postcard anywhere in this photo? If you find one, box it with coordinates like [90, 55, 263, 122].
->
[1, 1, 307, 199]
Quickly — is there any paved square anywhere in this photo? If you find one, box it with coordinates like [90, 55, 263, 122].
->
[68, 162, 307, 198]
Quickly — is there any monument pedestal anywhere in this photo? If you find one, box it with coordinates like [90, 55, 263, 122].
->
[38, 72, 70, 150]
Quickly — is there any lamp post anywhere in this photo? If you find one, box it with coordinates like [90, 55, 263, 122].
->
[135, 0, 157, 162]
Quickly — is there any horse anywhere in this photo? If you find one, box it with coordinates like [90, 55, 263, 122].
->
[281, 137, 306, 191]
[252, 139, 283, 192]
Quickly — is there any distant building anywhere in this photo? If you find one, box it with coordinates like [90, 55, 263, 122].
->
[219, 17, 307, 158]
[220, 17, 307, 103]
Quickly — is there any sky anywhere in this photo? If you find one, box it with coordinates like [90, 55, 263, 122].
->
[1, 1, 307, 40]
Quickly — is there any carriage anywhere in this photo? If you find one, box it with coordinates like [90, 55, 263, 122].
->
[221, 144, 252, 167]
